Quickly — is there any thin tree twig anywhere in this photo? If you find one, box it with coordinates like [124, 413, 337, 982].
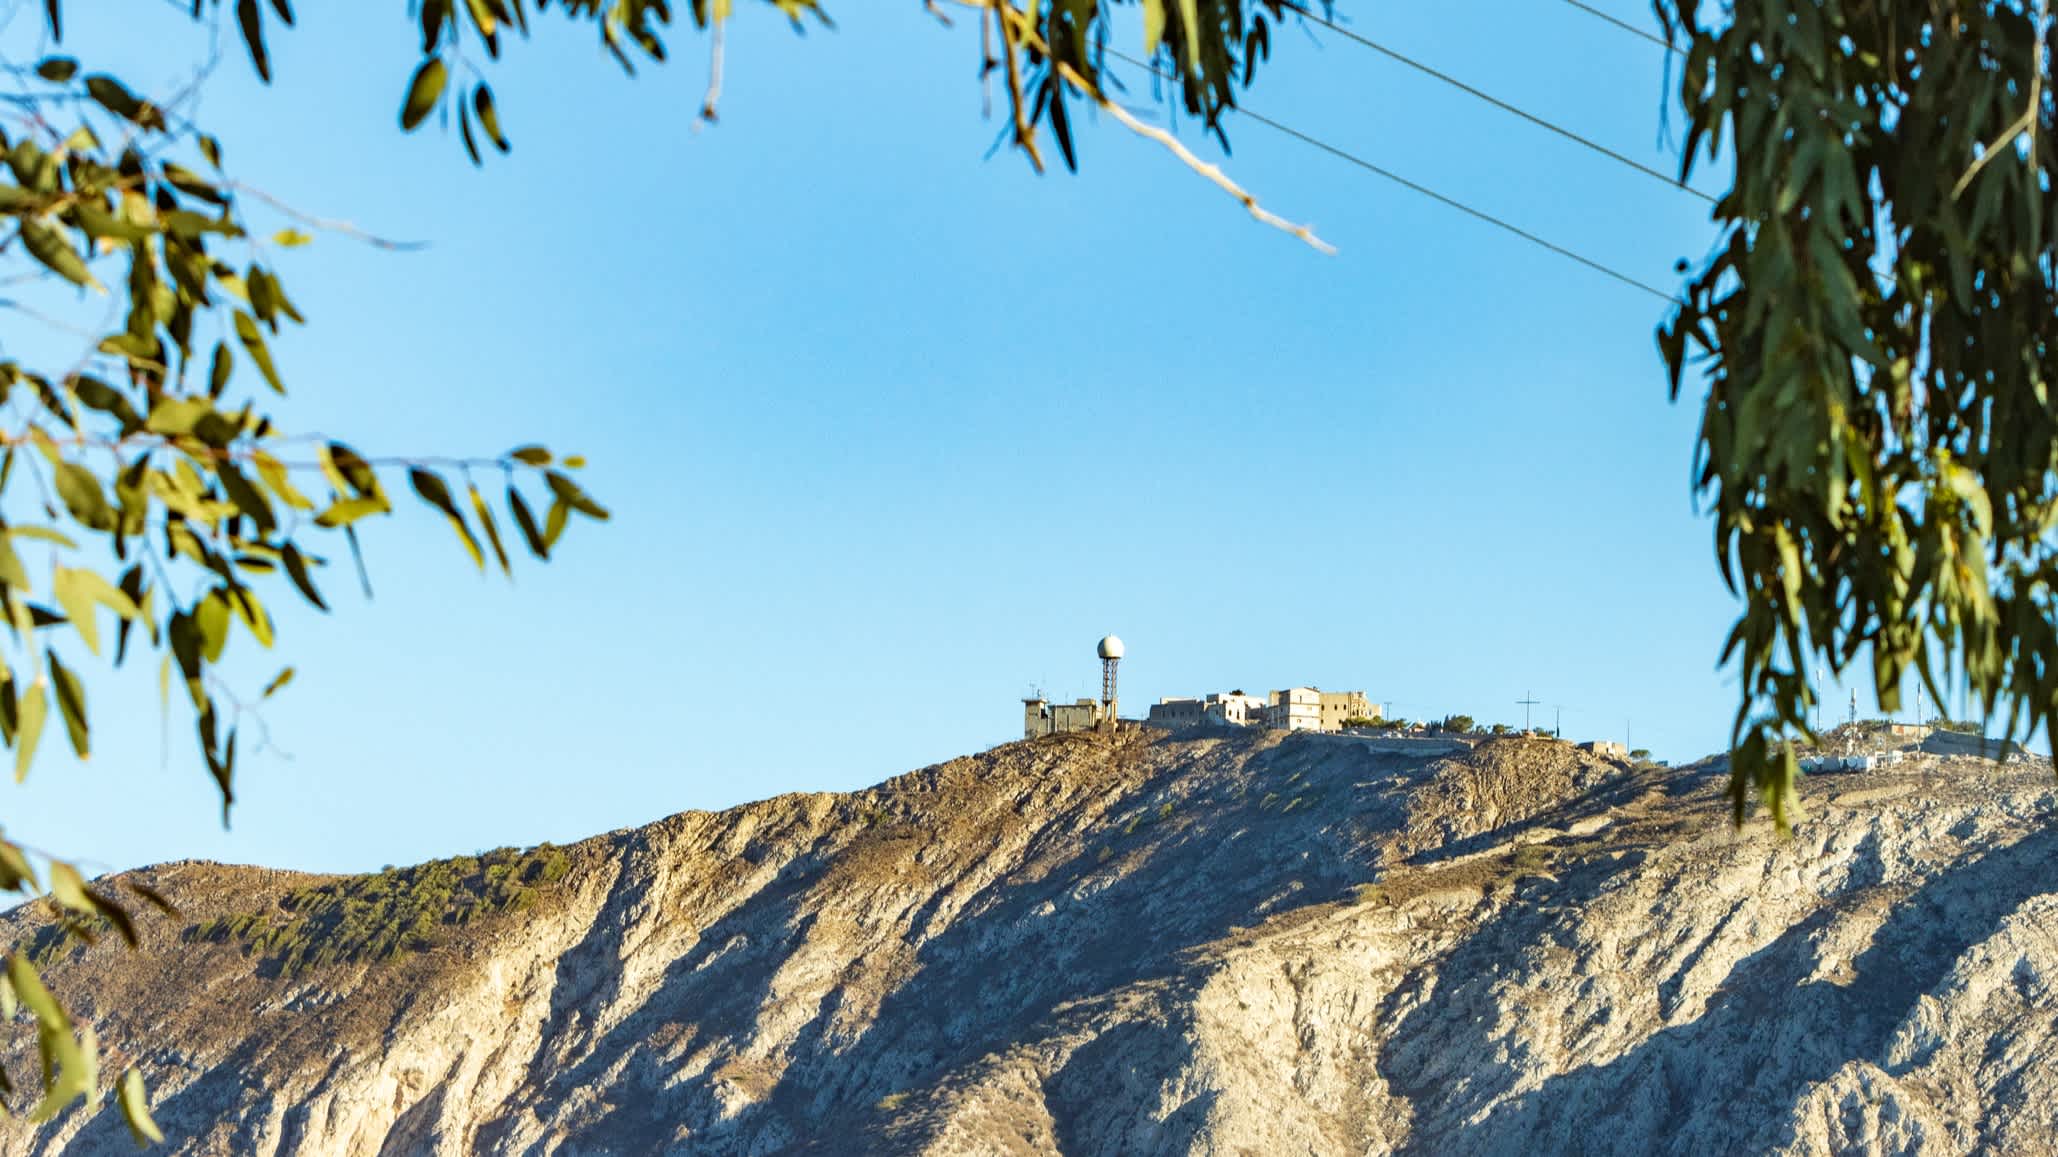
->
[224, 182, 429, 251]
[1955, 0, 2048, 199]
[1055, 62, 1334, 254]
[992, 2, 1043, 173]
[700, 16, 724, 122]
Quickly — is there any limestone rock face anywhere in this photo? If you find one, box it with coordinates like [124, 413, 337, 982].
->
[5, 728, 2058, 1155]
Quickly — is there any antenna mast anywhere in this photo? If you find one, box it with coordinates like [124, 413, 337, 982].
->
[1097, 635, 1125, 732]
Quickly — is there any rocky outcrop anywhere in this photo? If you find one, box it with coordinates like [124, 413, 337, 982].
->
[4, 727, 2056, 1155]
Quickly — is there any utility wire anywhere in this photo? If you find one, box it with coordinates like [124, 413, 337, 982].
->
[1557, 0, 1683, 54]
[1276, 2, 1710, 202]
[1104, 50, 1683, 305]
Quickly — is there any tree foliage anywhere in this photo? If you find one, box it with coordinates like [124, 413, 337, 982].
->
[1655, 0, 2058, 829]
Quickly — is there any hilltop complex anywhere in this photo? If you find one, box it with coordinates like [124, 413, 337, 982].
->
[1019, 635, 1385, 740]
[1144, 687, 1380, 733]
[1020, 686, 1381, 739]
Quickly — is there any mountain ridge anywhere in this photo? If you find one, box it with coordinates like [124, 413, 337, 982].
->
[1, 726, 2054, 1155]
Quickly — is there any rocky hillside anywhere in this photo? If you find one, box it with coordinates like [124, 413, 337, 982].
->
[3, 725, 2056, 1155]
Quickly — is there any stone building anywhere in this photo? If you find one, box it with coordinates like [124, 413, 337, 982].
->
[1147, 692, 1268, 730]
[1023, 697, 1103, 739]
[1318, 690, 1380, 731]
[1263, 687, 1324, 732]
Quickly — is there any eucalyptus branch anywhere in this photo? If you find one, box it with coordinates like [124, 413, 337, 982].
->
[701, 16, 724, 123]
[990, 2, 1042, 172]
[1953, 0, 2048, 199]
[1054, 62, 1333, 254]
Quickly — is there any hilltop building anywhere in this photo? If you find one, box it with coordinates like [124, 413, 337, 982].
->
[1146, 686, 1381, 734]
[1317, 690, 1378, 731]
[1146, 692, 1267, 729]
[1266, 687, 1323, 731]
[1023, 697, 1105, 739]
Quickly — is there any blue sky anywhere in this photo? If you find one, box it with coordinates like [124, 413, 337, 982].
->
[2, 2, 1879, 875]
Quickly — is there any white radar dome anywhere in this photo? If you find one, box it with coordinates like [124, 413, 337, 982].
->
[1097, 635, 1126, 660]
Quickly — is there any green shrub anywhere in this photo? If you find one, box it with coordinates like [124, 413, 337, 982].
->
[182, 844, 576, 977]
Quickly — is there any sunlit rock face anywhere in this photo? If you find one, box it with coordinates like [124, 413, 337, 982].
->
[7, 727, 2056, 1156]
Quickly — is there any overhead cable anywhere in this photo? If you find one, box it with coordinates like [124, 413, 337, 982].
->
[1556, 0, 1683, 54]
[1276, 1, 1709, 202]
[1105, 50, 1684, 305]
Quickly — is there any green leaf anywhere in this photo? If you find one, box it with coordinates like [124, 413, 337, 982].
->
[47, 651, 87, 759]
[118, 1070, 164, 1146]
[410, 469, 483, 569]
[8, 526, 75, 549]
[401, 58, 448, 131]
[313, 495, 388, 529]
[230, 587, 273, 649]
[215, 460, 276, 534]
[195, 591, 230, 664]
[468, 484, 510, 574]
[507, 486, 548, 559]
[14, 679, 44, 783]
[253, 451, 314, 511]
[6, 954, 63, 1030]
[1143, 0, 1165, 55]
[124, 879, 177, 916]
[33, 57, 76, 82]
[474, 82, 509, 152]
[68, 376, 141, 430]
[509, 445, 551, 467]
[544, 496, 569, 550]
[19, 217, 97, 289]
[83, 75, 161, 130]
[545, 471, 609, 520]
[237, 0, 271, 82]
[0, 533, 28, 592]
[233, 311, 284, 393]
[280, 543, 327, 610]
[261, 666, 294, 699]
[51, 462, 111, 529]
[47, 861, 90, 915]
[272, 229, 312, 247]
[208, 342, 233, 397]
[85, 886, 137, 946]
[52, 567, 142, 657]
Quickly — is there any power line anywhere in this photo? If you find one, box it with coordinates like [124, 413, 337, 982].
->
[1277, 2, 1709, 202]
[1557, 0, 1683, 55]
[1103, 52, 1682, 305]
[1110, 58, 1682, 301]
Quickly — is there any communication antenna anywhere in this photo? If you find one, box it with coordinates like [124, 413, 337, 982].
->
[1517, 691, 1540, 732]
[1097, 635, 1125, 730]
